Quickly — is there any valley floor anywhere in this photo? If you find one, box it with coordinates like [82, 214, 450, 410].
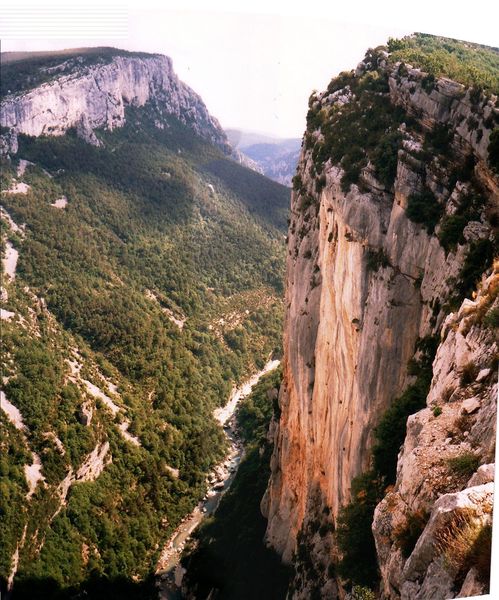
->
[156, 359, 280, 599]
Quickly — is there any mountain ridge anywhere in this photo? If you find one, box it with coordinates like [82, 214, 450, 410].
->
[228, 128, 301, 187]
[0, 48, 231, 154]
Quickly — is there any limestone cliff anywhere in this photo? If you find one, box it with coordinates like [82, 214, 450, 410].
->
[0, 49, 230, 153]
[263, 37, 498, 598]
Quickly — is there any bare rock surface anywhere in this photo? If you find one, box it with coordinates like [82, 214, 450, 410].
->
[1, 53, 231, 153]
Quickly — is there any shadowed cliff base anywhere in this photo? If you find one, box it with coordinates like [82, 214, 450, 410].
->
[180, 370, 292, 599]
[2, 573, 156, 600]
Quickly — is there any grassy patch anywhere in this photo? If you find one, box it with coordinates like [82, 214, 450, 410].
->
[388, 33, 499, 95]
[436, 511, 492, 588]
[447, 453, 480, 477]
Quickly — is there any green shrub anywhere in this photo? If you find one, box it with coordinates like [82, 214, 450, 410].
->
[373, 336, 437, 483]
[366, 248, 390, 271]
[336, 472, 383, 588]
[468, 524, 493, 584]
[299, 194, 315, 212]
[425, 123, 453, 155]
[341, 165, 362, 192]
[351, 585, 377, 600]
[456, 239, 494, 299]
[447, 452, 480, 477]
[340, 148, 366, 192]
[394, 510, 430, 558]
[488, 128, 499, 172]
[421, 74, 436, 93]
[460, 361, 479, 385]
[292, 174, 304, 192]
[373, 381, 427, 482]
[371, 130, 403, 188]
[406, 189, 444, 233]
[483, 307, 499, 328]
[438, 214, 467, 251]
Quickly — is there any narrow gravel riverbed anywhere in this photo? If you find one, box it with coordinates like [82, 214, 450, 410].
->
[156, 359, 280, 599]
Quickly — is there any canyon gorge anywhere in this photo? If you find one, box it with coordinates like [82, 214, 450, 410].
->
[1, 33, 498, 600]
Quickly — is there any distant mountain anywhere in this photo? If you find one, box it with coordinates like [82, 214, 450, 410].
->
[227, 129, 301, 187]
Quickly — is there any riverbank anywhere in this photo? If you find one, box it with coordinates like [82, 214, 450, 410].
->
[156, 359, 280, 599]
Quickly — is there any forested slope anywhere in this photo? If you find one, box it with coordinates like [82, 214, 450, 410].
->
[0, 65, 288, 597]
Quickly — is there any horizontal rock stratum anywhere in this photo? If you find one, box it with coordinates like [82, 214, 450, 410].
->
[0, 50, 230, 152]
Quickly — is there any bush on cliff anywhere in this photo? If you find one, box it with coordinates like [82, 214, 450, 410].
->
[373, 335, 437, 484]
[406, 188, 444, 233]
[336, 472, 383, 588]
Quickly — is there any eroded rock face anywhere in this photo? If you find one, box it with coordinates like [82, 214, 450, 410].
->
[0, 53, 231, 153]
[373, 275, 497, 598]
[263, 47, 497, 598]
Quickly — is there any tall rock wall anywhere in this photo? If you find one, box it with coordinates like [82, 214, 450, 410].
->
[0, 53, 230, 152]
[263, 46, 498, 598]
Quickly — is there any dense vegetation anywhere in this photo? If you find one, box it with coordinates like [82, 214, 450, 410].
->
[406, 188, 444, 233]
[0, 103, 288, 597]
[181, 368, 291, 599]
[304, 65, 408, 194]
[387, 33, 499, 94]
[372, 335, 438, 484]
[336, 472, 384, 588]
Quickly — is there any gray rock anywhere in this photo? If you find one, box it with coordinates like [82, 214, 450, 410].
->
[463, 221, 491, 242]
[0, 54, 231, 154]
[458, 567, 485, 598]
[76, 114, 102, 147]
[401, 557, 454, 600]
[402, 483, 493, 583]
[467, 463, 495, 487]
[78, 402, 93, 426]
[461, 397, 480, 415]
[476, 368, 491, 383]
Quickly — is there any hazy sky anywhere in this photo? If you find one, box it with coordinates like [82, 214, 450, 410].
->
[2, 0, 498, 138]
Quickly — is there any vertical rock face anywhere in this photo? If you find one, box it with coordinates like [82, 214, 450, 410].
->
[0, 51, 231, 152]
[263, 40, 497, 597]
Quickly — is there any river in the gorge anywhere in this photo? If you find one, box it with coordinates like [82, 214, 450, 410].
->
[156, 358, 280, 599]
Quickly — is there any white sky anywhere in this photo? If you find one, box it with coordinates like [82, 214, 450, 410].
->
[1, 0, 498, 137]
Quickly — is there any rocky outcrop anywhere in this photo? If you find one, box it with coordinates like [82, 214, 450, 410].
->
[263, 43, 497, 598]
[373, 271, 497, 599]
[0, 52, 231, 153]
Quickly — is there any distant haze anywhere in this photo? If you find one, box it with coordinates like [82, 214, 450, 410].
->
[2, 1, 498, 138]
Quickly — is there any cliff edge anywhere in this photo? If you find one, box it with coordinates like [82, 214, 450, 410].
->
[0, 48, 230, 153]
[263, 34, 498, 599]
